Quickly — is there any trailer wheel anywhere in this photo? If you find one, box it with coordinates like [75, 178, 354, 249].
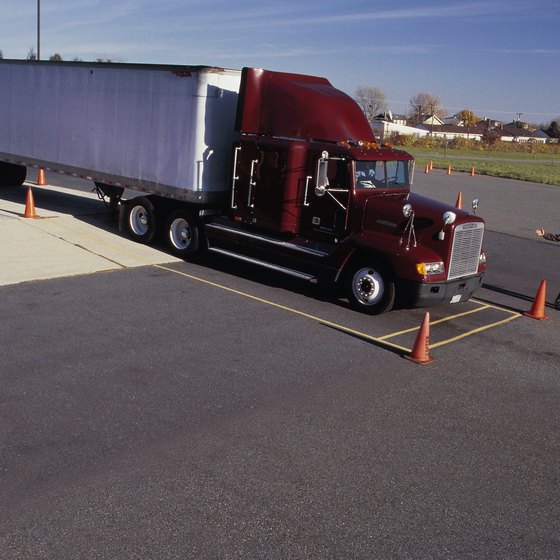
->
[345, 261, 395, 314]
[165, 210, 200, 257]
[124, 197, 156, 244]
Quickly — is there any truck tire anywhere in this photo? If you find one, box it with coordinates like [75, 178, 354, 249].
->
[0, 162, 27, 187]
[345, 260, 395, 314]
[124, 196, 157, 244]
[165, 210, 200, 257]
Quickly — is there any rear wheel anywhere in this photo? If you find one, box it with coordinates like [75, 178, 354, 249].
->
[345, 261, 395, 314]
[165, 210, 200, 257]
[124, 196, 157, 244]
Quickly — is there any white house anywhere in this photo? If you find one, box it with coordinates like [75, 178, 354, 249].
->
[371, 112, 428, 140]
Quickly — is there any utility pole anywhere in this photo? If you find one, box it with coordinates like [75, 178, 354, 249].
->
[37, 0, 41, 60]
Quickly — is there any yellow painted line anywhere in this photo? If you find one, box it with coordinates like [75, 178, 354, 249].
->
[155, 264, 523, 353]
[471, 298, 522, 315]
[429, 313, 521, 348]
[377, 302, 492, 340]
[154, 264, 411, 352]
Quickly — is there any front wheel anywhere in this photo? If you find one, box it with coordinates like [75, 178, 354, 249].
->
[124, 196, 157, 244]
[165, 210, 200, 257]
[344, 261, 395, 315]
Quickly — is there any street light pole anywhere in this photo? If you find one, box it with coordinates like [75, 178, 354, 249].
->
[37, 0, 40, 60]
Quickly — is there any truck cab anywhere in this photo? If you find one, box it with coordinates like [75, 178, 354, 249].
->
[202, 68, 485, 314]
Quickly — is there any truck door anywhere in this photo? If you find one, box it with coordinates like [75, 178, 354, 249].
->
[300, 155, 350, 240]
[230, 142, 261, 224]
[230, 141, 290, 232]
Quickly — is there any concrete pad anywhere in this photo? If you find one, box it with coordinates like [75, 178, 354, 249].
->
[0, 184, 180, 286]
[0, 216, 117, 285]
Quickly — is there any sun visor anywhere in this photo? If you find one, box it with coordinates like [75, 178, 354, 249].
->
[235, 67, 375, 143]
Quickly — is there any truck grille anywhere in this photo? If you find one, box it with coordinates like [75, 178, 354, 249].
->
[448, 222, 484, 280]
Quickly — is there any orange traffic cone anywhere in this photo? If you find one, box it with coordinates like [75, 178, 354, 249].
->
[524, 280, 549, 320]
[37, 168, 47, 186]
[447, 165, 452, 175]
[23, 186, 37, 218]
[470, 166, 475, 177]
[429, 160, 433, 171]
[424, 163, 430, 174]
[405, 312, 434, 364]
[455, 191, 463, 209]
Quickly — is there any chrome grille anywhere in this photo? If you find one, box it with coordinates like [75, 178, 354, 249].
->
[448, 222, 484, 280]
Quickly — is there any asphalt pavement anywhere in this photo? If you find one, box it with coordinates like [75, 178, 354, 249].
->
[1, 169, 560, 559]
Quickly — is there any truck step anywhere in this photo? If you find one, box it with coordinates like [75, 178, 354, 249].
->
[205, 222, 329, 257]
[207, 247, 318, 283]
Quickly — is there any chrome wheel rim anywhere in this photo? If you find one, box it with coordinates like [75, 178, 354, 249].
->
[169, 218, 191, 250]
[129, 206, 150, 236]
[352, 267, 384, 305]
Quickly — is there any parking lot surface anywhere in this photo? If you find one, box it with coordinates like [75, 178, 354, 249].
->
[1, 170, 559, 559]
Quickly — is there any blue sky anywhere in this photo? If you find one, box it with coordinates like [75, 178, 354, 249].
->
[2, 0, 559, 124]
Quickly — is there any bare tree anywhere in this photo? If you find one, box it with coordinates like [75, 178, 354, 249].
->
[355, 86, 388, 122]
[409, 92, 445, 124]
[0, 50, 3, 59]
[26, 47, 37, 61]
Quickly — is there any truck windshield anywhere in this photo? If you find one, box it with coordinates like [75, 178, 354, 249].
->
[355, 160, 409, 190]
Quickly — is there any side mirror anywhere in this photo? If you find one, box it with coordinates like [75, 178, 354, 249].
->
[472, 198, 479, 214]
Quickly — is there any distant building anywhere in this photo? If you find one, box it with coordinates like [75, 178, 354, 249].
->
[416, 120, 484, 141]
[371, 111, 428, 140]
[371, 111, 551, 144]
[498, 121, 548, 143]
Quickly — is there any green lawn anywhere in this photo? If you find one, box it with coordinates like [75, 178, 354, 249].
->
[403, 147, 560, 185]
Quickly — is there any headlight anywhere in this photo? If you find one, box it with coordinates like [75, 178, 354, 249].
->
[479, 252, 487, 265]
[416, 261, 445, 276]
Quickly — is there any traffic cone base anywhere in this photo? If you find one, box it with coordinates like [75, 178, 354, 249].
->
[524, 280, 549, 320]
[37, 168, 47, 186]
[405, 312, 434, 364]
[23, 186, 37, 218]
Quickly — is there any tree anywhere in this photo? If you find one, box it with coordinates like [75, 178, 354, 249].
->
[0, 50, 3, 59]
[49, 53, 63, 61]
[457, 109, 480, 127]
[409, 92, 445, 124]
[354, 86, 388, 122]
[545, 120, 560, 139]
[481, 128, 500, 147]
[26, 47, 37, 61]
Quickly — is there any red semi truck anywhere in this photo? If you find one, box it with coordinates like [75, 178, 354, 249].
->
[0, 60, 485, 314]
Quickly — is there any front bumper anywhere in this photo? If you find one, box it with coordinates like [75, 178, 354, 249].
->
[397, 272, 485, 308]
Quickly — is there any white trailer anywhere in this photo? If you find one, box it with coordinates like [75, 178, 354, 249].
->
[0, 60, 242, 203]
